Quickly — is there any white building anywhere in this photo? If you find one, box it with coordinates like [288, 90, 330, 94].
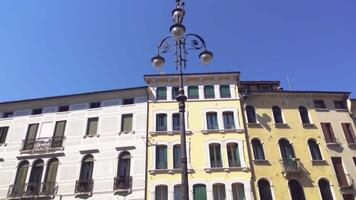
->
[0, 87, 147, 200]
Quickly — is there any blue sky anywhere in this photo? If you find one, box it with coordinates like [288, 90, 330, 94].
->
[0, 0, 355, 102]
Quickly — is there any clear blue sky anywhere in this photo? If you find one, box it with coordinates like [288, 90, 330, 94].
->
[0, 0, 355, 102]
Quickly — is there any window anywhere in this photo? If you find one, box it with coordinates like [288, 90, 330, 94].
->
[0, 126, 9, 144]
[172, 113, 180, 131]
[289, 180, 306, 200]
[321, 123, 336, 143]
[188, 86, 199, 99]
[173, 144, 181, 169]
[11, 161, 29, 196]
[223, 112, 235, 129]
[116, 152, 131, 188]
[341, 123, 356, 144]
[23, 124, 39, 150]
[174, 185, 181, 200]
[121, 114, 133, 132]
[331, 157, 348, 187]
[298, 106, 310, 124]
[213, 184, 226, 200]
[3, 111, 13, 118]
[209, 143, 222, 168]
[52, 121, 66, 148]
[123, 98, 134, 105]
[279, 139, 295, 159]
[156, 114, 167, 131]
[155, 185, 168, 200]
[76, 155, 94, 194]
[32, 108, 42, 115]
[86, 118, 98, 137]
[89, 102, 101, 109]
[246, 106, 257, 123]
[334, 100, 346, 109]
[258, 179, 273, 200]
[232, 183, 245, 200]
[206, 112, 218, 130]
[58, 105, 69, 112]
[227, 143, 240, 167]
[252, 139, 265, 160]
[172, 87, 179, 99]
[272, 106, 283, 124]
[318, 179, 334, 200]
[27, 159, 44, 195]
[156, 87, 167, 100]
[193, 184, 207, 200]
[314, 100, 326, 109]
[308, 139, 322, 161]
[156, 145, 167, 169]
[43, 158, 59, 194]
[220, 85, 231, 98]
[204, 85, 215, 99]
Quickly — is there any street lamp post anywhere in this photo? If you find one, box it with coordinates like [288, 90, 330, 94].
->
[151, 1, 213, 199]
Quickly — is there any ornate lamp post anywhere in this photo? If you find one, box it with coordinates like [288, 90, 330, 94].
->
[151, 1, 213, 199]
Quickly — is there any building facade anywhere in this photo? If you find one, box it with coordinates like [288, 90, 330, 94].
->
[0, 87, 147, 200]
[241, 82, 346, 200]
[144, 72, 253, 200]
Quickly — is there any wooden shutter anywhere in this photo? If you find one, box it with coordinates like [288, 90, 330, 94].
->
[188, 86, 199, 99]
[173, 145, 180, 169]
[342, 123, 355, 144]
[193, 184, 207, 200]
[204, 86, 215, 99]
[220, 85, 231, 98]
[331, 157, 348, 187]
[321, 123, 335, 143]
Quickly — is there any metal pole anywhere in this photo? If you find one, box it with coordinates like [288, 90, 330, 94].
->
[176, 40, 189, 200]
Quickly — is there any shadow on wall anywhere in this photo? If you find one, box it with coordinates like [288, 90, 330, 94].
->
[256, 113, 272, 132]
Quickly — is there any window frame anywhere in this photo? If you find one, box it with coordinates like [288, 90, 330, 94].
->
[156, 113, 168, 132]
[298, 106, 311, 124]
[188, 86, 199, 99]
[206, 112, 219, 130]
[219, 85, 231, 98]
[155, 145, 168, 170]
[0, 126, 9, 144]
[272, 106, 284, 124]
[204, 85, 215, 99]
[251, 139, 266, 161]
[86, 117, 99, 137]
[121, 114, 133, 133]
[209, 143, 223, 168]
[307, 139, 323, 161]
[245, 106, 257, 124]
[156, 87, 167, 100]
[314, 100, 327, 109]
[223, 111, 236, 130]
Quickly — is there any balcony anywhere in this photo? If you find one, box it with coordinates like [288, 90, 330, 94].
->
[20, 136, 64, 153]
[113, 176, 132, 194]
[7, 182, 58, 199]
[75, 179, 94, 197]
[280, 158, 304, 177]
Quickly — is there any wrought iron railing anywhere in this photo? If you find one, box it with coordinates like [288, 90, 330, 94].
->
[21, 136, 64, 152]
[280, 158, 303, 175]
[75, 179, 94, 195]
[7, 182, 57, 198]
[113, 176, 132, 192]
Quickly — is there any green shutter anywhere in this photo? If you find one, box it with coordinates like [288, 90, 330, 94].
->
[173, 145, 180, 169]
[204, 86, 215, 99]
[157, 87, 167, 100]
[188, 86, 199, 99]
[194, 184, 207, 200]
[121, 114, 133, 132]
[220, 85, 231, 98]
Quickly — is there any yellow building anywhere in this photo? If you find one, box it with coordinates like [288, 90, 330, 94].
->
[144, 72, 253, 200]
[241, 82, 344, 200]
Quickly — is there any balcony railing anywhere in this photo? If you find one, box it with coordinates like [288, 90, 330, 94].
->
[75, 179, 94, 197]
[21, 136, 64, 152]
[113, 176, 132, 193]
[7, 182, 57, 199]
[280, 158, 304, 176]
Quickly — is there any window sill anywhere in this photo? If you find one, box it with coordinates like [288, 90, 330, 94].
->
[315, 108, 329, 112]
[334, 108, 348, 112]
[121, 104, 135, 107]
[0, 143, 7, 147]
[326, 142, 340, 147]
[253, 160, 269, 165]
[311, 160, 327, 165]
[247, 123, 262, 128]
[201, 129, 244, 134]
[75, 191, 93, 198]
[204, 167, 249, 173]
[150, 131, 192, 135]
[274, 123, 289, 128]
[119, 131, 135, 135]
[56, 111, 70, 115]
[0, 117, 14, 121]
[29, 114, 43, 117]
[83, 134, 100, 139]
[149, 168, 193, 174]
[302, 123, 316, 128]
[87, 107, 102, 111]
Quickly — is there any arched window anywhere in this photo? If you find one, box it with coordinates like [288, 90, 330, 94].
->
[155, 185, 168, 200]
[252, 139, 265, 160]
[156, 145, 167, 169]
[204, 85, 215, 99]
[308, 139, 322, 161]
[279, 139, 295, 159]
[209, 143, 222, 168]
[289, 179, 306, 200]
[272, 106, 283, 124]
[227, 143, 240, 167]
[298, 106, 310, 124]
[246, 106, 257, 123]
[115, 152, 131, 189]
[213, 183, 226, 200]
[10, 161, 29, 197]
[193, 184, 207, 200]
[258, 179, 273, 200]
[319, 179, 334, 200]
[76, 155, 94, 194]
[27, 159, 44, 195]
[232, 183, 245, 200]
[43, 158, 59, 194]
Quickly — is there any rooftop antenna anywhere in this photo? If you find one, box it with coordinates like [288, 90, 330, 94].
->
[286, 75, 293, 90]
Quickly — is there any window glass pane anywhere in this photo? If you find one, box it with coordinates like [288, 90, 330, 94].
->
[314, 100, 326, 109]
[220, 85, 231, 98]
[155, 185, 168, 200]
[157, 87, 167, 100]
[319, 179, 333, 200]
[52, 121, 66, 147]
[228, 143, 240, 167]
[334, 100, 346, 109]
[173, 145, 181, 169]
[223, 112, 235, 129]
[308, 140, 322, 161]
[86, 118, 98, 136]
[246, 106, 256, 123]
[204, 86, 215, 99]
[172, 87, 179, 99]
[174, 185, 181, 200]
[80, 156, 94, 181]
[14, 161, 29, 194]
[24, 124, 39, 150]
[213, 184, 226, 200]
[252, 139, 265, 160]
[321, 123, 336, 143]
[272, 106, 283, 123]
[188, 86, 199, 99]
[156, 114, 167, 131]
[123, 98, 134, 105]
[209, 144, 222, 168]
[0, 127, 9, 144]
[258, 180, 273, 200]
[118, 152, 131, 178]
[89, 102, 101, 109]
[207, 112, 218, 130]
[156, 146, 167, 169]
[298, 106, 310, 124]
[173, 113, 180, 131]
[121, 114, 133, 132]
[232, 183, 245, 200]
[289, 180, 306, 200]
[193, 184, 207, 200]
[44, 158, 58, 192]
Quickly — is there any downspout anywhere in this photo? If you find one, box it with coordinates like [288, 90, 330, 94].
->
[144, 86, 150, 200]
[237, 80, 258, 200]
